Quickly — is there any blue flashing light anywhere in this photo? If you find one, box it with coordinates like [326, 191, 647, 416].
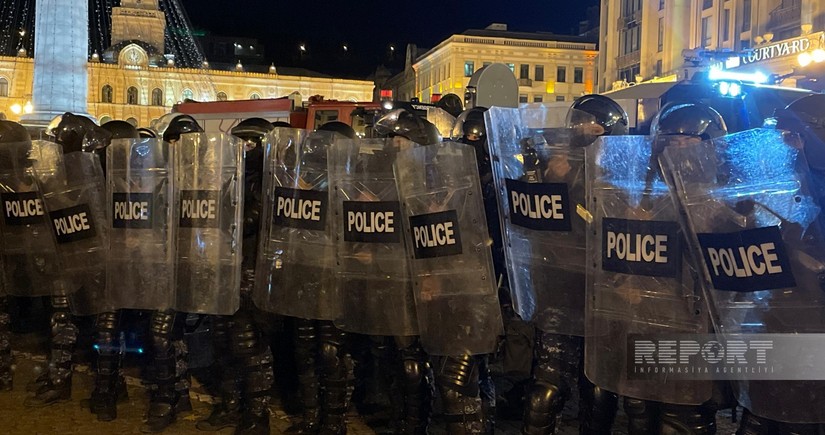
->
[137, 348, 144, 354]
[93, 344, 100, 350]
[708, 68, 768, 84]
[728, 82, 742, 97]
[718, 81, 730, 96]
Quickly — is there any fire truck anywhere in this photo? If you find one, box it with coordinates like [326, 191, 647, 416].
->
[173, 94, 381, 136]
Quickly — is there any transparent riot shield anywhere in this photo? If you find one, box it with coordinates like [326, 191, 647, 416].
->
[395, 141, 503, 356]
[486, 106, 599, 336]
[0, 140, 63, 296]
[37, 151, 109, 316]
[662, 128, 825, 423]
[254, 128, 338, 320]
[425, 107, 457, 139]
[106, 138, 176, 311]
[175, 133, 243, 315]
[329, 138, 417, 337]
[584, 135, 709, 405]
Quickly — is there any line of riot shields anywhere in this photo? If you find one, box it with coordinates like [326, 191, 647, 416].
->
[0, 133, 244, 317]
[253, 126, 504, 356]
[485, 94, 825, 432]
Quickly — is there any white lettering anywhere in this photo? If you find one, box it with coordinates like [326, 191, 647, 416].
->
[605, 231, 669, 263]
[276, 196, 321, 221]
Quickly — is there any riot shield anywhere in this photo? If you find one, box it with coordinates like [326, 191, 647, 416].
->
[175, 133, 243, 315]
[0, 140, 63, 296]
[329, 138, 417, 337]
[106, 138, 176, 311]
[395, 141, 503, 356]
[584, 135, 710, 405]
[425, 107, 456, 139]
[486, 106, 598, 336]
[37, 151, 109, 316]
[662, 128, 825, 423]
[254, 128, 339, 320]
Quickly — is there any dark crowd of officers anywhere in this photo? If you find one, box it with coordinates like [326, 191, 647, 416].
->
[0, 87, 823, 435]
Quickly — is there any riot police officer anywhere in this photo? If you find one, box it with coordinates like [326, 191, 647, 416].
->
[197, 117, 275, 435]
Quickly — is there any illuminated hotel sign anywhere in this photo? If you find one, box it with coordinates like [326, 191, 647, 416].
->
[740, 32, 824, 65]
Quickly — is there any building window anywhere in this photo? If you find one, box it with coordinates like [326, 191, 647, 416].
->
[618, 64, 641, 83]
[658, 18, 664, 52]
[99, 116, 112, 125]
[659, 0, 664, 10]
[535, 65, 544, 81]
[101, 85, 113, 103]
[556, 66, 566, 83]
[703, 0, 713, 9]
[701, 16, 712, 48]
[126, 117, 138, 127]
[723, 9, 730, 42]
[151, 88, 163, 106]
[519, 95, 528, 104]
[622, 0, 642, 17]
[555, 95, 565, 102]
[250, 93, 261, 100]
[506, 63, 515, 73]
[483, 61, 492, 68]
[519, 64, 529, 80]
[533, 95, 543, 103]
[182, 89, 194, 101]
[464, 61, 474, 77]
[656, 60, 663, 76]
[0, 78, 8, 97]
[126, 86, 138, 105]
[742, 0, 752, 31]
[621, 24, 641, 55]
[574, 67, 584, 84]
[217, 92, 228, 101]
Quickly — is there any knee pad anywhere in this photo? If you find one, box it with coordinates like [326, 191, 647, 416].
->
[525, 381, 567, 414]
[437, 355, 479, 397]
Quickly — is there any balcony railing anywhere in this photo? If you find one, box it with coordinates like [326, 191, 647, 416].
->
[768, 2, 801, 32]
[617, 10, 643, 28]
[518, 78, 533, 87]
[616, 51, 641, 69]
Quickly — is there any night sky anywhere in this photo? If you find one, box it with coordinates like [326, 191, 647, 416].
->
[180, 0, 599, 78]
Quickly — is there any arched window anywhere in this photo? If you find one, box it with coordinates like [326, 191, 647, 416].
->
[101, 85, 113, 103]
[127, 87, 139, 105]
[250, 93, 261, 100]
[182, 89, 194, 101]
[99, 116, 112, 125]
[217, 91, 228, 101]
[126, 117, 138, 127]
[0, 78, 8, 97]
[151, 88, 163, 106]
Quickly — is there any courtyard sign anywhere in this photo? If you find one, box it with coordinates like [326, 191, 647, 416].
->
[740, 32, 824, 65]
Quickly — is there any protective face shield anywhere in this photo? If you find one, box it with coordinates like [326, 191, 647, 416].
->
[566, 95, 628, 147]
[650, 102, 728, 154]
[137, 128, 157, 139]
[151, 113, 203, 143]
[451, 107, 487, 143]
[231, 118, 274, 146]
[375, 109, 441, 145]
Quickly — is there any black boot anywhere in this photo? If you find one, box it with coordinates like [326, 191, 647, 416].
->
[141, 310, 185, 433]
[235, 311, 274, 435]
[319, 322, 351, 435]
[90, 311, 127, 421]
[438, 355, 485, 435]
[660, 402, 717, 435]
[624, 398, 659, 435]
[578, 382, 618, 435]
[398, 337, 432, 435]
[198, 315, 241, 431]
[25, 296, 76, 407]
[287, 319, 321, 434]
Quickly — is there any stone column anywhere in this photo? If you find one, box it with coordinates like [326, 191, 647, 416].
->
[21, 0, 91, 126]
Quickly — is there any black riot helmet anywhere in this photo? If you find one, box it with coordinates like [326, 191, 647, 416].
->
[567, 94, 628, 137]
[152, 113, 203, 142]
[271, 121, 292, 128]
[436, 93, 464, 118]
[101, 120, 140, 139]
[374, 109, 441, 145]
[651, 102, 727, 142]
[232, 117, 274, 146]
[0, 119, 30, 145]
[318, 121, 356, 139]
[775, 94, 825, 171]
[46, 112, 102, 153]
[451, 107, 487, 144]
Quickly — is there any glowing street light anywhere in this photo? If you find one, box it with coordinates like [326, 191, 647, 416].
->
[799, 52, 813, 67]
[299, 44, 306, 53]
[23, 101, 33, 114]
[10, 104, 21, 115]
[813, 49, 825, 63]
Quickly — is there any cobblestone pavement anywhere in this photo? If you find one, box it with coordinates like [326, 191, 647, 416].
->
[0, 332, 740, 434]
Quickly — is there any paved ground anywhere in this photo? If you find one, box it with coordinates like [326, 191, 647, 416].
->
[0, 331, 740, 434]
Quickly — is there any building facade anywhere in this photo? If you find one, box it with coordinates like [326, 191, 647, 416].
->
[384, 24, 598, 105]
[0, 0, 373, 127]
[599, 0, 825, 92]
